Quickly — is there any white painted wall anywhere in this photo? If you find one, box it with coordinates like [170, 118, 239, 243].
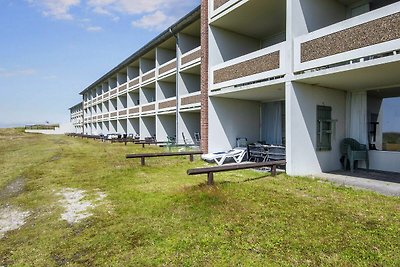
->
[156, 47, 176, 66]
[157, 81, 176, 100]
[286, 82, 347, 175]
[179, 33, 200, 54]
[140, 116, 156, 138]
[128, 66, 139, 80]
[178, 112, 200, 144]
[208, 97, 260, 152]
[156, 114, 176, 141]
[179, 73, 200, 95]
[25, 123, 74, 135]
[117, 119, 127, 134]
[127, 118, 139, 136]
[209, 26, 260, 66]
[140, 58, 155, 74]
[290, 0, 346, 37]
[369, 150, 400, 173]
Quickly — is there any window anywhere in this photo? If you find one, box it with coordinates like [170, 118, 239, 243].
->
[367, 91, 400, 152]
[316, 105, 332, 151]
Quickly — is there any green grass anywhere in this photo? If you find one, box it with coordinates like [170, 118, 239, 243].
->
[0, 128, 399, 266]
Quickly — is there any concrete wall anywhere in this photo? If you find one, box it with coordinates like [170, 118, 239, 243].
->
[179, 73, 200, 95]
[157, 114, 176, 141]
[127, 118, 140, 135]
[140, 116, 156, 137]
[179, 112, 201, 144]
[208, 97, 260, 152]
[209, 26, 260, 66]
[26, 123, 74, 135]
[286, 82, 346, 175]
[291, 0, 346, 37]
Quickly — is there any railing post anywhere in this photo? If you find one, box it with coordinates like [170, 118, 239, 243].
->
[271, 165, 277, 176]
[207, 172, 214, 185]
[141, 157, 145, 166]
[190, 154, 194, 162]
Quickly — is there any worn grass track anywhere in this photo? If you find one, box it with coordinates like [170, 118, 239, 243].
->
[0, 129, 399, 266]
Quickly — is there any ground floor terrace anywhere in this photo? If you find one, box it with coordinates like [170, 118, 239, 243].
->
[84, 109, 201, 145]
[208, 56, 400, 176]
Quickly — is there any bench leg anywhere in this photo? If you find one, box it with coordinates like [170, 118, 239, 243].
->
[141, 157, 145, 166]
[189, 154, 194, 162]
[207, 172, 214, 185]
[142, 143, 145, 148]
[271, 165, 277, 176]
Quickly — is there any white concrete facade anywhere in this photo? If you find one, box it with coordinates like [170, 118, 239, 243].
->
[207, 0, 400, 175]
[80, 9, 202, 145]
[72, 0, 400, 176]
[69, 103, 83, 133]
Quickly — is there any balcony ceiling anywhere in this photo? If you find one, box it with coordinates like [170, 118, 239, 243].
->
[212, 0, 286, 39]
[295, 59, 400, 92]
[181, 20, 200, 37]
[213, 83, 285, 102]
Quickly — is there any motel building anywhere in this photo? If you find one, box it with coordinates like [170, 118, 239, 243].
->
[70, 0, 400, 176]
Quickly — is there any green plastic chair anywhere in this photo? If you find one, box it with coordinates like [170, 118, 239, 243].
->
[340, 138, 369, 172]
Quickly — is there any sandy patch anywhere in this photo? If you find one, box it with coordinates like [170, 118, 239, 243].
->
[0, 205, 30, 238]
[57, 188, 106, 224]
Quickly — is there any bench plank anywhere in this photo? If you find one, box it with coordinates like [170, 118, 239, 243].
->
[187, 160, 286, 185]
[126, 151, 203, 166]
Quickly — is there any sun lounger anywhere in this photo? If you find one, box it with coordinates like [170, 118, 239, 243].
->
[201, 147, 247, 166]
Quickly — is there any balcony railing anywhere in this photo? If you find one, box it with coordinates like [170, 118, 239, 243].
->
[142, 69, 156, 83]
[294, 3, 400, 73]
[141, 103, 156, 113]
[128, 77, 140, 89]
[211, 41, 286, 90]
[128, 107, 140, 116]
[211, 0, 242, 19]
[158, 97, 177, 110]
[180, 92, 201, 108]
[181, 46, 201, 68]
[118, 109, 127, 116]
[158, 59, 177, 77]
[118, 83, 127, 93]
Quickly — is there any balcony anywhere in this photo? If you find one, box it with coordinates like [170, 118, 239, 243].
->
[128, 77, 140, 90]
[294, 3, 400, 73]
[158, 59, 176, 78]
[142, 69, 156, 85]
[158, 97, 177, 113]
[141, 103, 156, 114]
[118, 83, 127, 95]
[109, 88, 118, 98]
[211, 42, 286, 90]
[180, 92, 201, 110]
[118, 109, 128, 118]
[128, 107, 140, 117]
[181, 46, 201, 70]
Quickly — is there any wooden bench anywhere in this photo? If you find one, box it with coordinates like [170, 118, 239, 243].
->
[187, 160, 286, 185]
[126, 151, 203, 166]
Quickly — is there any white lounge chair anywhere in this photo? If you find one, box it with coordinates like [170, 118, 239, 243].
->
[201, 147, 247, 166]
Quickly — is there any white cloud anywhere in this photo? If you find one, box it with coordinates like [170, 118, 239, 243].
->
[28, 0, 80, 20]
[132, 10, 176, 31]
[86, 26, 103, 32]
[0, 68, 37, 78]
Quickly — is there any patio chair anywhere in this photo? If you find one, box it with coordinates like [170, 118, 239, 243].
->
[340, 138, 369, 172]
[201, 147, 247, 166]
[248, 143, 268, 162]
[194, 132, 201, 146]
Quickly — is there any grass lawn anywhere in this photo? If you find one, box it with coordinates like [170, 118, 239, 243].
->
[0, 128, 399, 266]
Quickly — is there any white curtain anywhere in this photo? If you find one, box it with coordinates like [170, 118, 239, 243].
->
[261, 101, 283, 145]
[346, 91, 368, 145]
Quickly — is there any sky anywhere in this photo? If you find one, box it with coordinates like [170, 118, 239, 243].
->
[0, 0, 200, 128]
